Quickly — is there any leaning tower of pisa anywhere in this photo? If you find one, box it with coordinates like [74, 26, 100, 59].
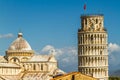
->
[78, 14, 108, 80]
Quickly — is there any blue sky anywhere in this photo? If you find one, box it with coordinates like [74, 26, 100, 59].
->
[0, 0, 120, 72]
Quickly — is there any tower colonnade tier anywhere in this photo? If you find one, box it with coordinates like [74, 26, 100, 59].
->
[78, 14, 108, 80]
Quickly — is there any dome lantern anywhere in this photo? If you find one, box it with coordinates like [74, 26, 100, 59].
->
[18, 32, 23, 38]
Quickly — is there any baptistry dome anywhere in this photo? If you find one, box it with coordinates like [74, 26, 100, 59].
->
[8, 33, 32, 51]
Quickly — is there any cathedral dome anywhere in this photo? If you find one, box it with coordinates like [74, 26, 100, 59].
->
[8, 33, 32, 51]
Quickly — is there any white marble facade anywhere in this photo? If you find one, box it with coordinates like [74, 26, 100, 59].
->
[0, 33, 64, 80]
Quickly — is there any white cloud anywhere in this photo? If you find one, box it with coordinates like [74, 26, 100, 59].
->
[0, 33, 14, 38]
[41, 45, 54, 53]
[108, 43, 120, 70]
[41, 45, 77, 63]
[108, 43, 120, 54]
[41, 45, 61, 56]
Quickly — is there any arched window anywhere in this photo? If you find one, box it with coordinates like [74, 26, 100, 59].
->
[72, 75, 75, 80]
[100, 51, 102, 55]
[85, 19, 87, 25]
[10, 57, 19, 63]
[33, 64, 36, 70]
[41, 64, 43, 70]
[91, 35, 93, 40]
[21, 57, 28, 61]
[96, 19, 98, 24]
[90, 35, 94, 44]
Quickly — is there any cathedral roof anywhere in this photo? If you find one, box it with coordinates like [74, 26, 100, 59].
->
[0, 56, 7, 62]
[28, 54, 57, 62]
[8, 33, 32, 51]
[0, 63, 20, 68]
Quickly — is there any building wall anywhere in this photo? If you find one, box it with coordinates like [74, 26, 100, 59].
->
[0, 67, 21, 75]
[21, 62, 48, 72]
